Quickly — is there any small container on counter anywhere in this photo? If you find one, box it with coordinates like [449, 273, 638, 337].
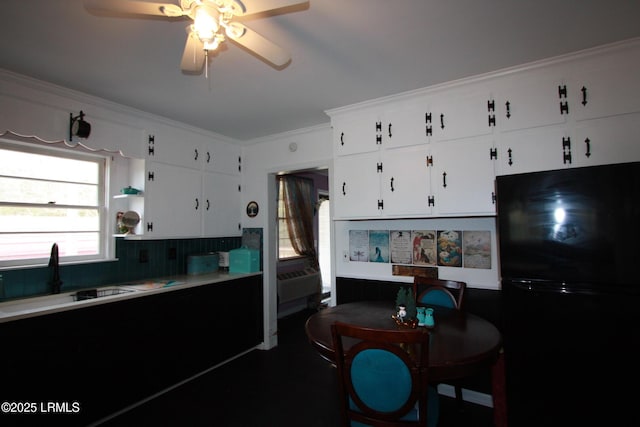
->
[186, 252, 219, 275]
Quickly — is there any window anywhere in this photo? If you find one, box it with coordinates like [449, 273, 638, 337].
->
[0, 140, 108, 267]
[277, 177, 298, 259]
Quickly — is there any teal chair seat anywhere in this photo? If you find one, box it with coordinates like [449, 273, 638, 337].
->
[348, 348, 440, 426]
[331, 321, 439, 426]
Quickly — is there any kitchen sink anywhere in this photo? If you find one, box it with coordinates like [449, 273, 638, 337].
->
[74, 287, 134, 301]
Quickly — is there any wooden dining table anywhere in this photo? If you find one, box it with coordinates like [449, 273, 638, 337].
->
[305, 300, 503, 384]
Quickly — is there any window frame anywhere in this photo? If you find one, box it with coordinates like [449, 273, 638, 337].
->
[0, 137, 112, 268]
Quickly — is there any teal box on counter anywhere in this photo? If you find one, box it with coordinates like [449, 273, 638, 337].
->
[229, 247, 260, 273]
[187, 252, 219, 275]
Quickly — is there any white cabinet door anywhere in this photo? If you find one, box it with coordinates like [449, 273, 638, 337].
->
[382, 101, 430, 149]
[203, 140, 241, 175]
[571, 113, 640, 168]
[495, 126, 570, 175]
[430, 87, 494, 142]
[333, 113, 381, 156]
[143, 162, 202, 238]
[145, 127, 206, 170]
[333, 152, 382, 218]
[569, 49, 640, 121]
[202, 172, 242, 237]
[432, 136, 497, 215]
[380, 146, 433, 216]
[494, 69, 568, 132]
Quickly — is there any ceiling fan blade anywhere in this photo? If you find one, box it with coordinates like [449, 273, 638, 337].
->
[181, 31, 206, 72]
[233, 0, 308, 17]
[84, 0, 185, 18]
[227, 23, 290, 67]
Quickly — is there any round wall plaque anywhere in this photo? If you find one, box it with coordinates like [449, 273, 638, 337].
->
[246, 201, 259, 218]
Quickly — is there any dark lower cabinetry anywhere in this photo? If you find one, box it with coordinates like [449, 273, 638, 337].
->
[0, 274, 262, 427]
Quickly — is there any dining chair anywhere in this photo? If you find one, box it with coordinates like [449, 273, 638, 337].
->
[414, 276, 466, 409]
[330, 321, 439, 427]
[413, 277, 465, 310]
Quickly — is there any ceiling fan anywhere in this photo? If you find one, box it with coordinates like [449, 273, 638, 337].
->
[84, 0, 308, 73]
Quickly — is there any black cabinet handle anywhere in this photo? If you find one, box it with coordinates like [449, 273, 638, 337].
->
[390, 177, 395, 192]
[342, 182, 346, 196]
[388, 123, 392, 138]
[505, 101, 511, 119]
[195, 198, 199, 210]
[442, 172, 447, 188]
[194, 149, 199, 161]
[207, 151, 211, 163]
[206, 199, 210, 210]
[585, 138, 591, 158]
[440, 114, 445, 130]
[340, 132, 345, 146]
[508, 148, 513, 166]
[581, 86, 588, 106]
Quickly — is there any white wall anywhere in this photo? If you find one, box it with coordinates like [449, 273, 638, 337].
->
[241, 125, 333, 349]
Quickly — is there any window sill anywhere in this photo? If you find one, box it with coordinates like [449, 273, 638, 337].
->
[0, 257, 119, 271]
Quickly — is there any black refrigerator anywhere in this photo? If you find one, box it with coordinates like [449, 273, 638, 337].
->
[496, 162, 640, 427]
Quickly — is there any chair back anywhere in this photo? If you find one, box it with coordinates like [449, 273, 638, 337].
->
[331, 321, 438, 427]
[414, 277, 466, 310]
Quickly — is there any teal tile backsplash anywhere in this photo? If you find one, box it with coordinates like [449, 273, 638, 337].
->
[0, 236, 243, 301]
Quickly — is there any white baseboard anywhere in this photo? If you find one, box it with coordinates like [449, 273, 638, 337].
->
[437, 384, 494, 408]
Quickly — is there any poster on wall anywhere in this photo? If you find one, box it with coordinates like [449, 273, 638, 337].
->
[349, 230, 369, 262]
[369, 230, 390, 263]
[412, 230, 437, 266]
[390, 230, 412, 264]
[437, 230, 463, 267]
[463, 230, 492, 269]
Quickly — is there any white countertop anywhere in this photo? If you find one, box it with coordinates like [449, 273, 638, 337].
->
[0, 271, 262, 323]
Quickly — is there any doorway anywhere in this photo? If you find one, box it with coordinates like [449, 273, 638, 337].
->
[275, 169, 330, 313]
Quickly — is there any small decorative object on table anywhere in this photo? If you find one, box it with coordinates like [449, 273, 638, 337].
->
[393, 286, 418, 328]
[424, 307, 436, 328]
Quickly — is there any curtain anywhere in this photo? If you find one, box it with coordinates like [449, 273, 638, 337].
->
[281, 175, 318, 268]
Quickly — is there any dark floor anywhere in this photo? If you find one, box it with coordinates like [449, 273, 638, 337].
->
[95, 308, 495, 427]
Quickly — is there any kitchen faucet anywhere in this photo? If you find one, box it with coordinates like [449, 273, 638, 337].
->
[48, 243, 63, 294]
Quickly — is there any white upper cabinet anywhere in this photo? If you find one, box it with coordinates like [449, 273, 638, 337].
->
[382, 101, 431, 149]
[203, 140, 241, 175]
[429, 87, 494, 142]
[568, 46, 640, 121]
[431, 136, 497, 215]
[493, 69, 568, 132]
[495, 126, 570, 175]
[333, 152, 382, 218]
[571, 112, 640, 168]
[333, 112, 382, 156]
[145, 125, 207, 170]
[202, 171, 242, 237]
[381, 146, 433, 216]
[142, 162, 203, 238]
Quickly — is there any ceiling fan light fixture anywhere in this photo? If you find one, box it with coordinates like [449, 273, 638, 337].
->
[204, 34, 223, 51]
[224, 21, 245, 39]
[193, 6, 219, 45]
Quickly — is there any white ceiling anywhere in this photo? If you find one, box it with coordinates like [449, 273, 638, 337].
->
[2, 1, 640, 143]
